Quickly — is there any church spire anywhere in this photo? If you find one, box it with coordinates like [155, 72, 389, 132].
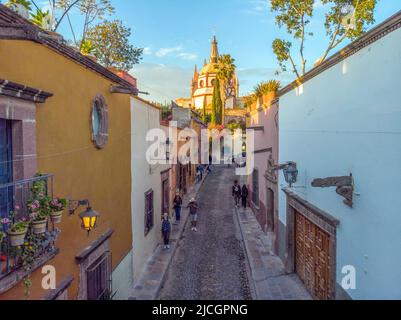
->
[210, 35, 219, 64]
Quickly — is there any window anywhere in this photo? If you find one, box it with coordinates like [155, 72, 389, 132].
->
[144, 190, 154, 236]
[211, 79, 215, 86]
[199, 80, 204, 88]
[91, 94, 109, 149]
[252, 169, 259, 206]
[86, 251, 112, 300]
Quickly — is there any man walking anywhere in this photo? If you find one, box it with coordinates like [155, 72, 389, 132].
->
[173, 192, 183, 224]
[161, 213, 172, 249]
[241, 185, 249, 209]
[187, 198, 199, 232]
[232, 180, 242, 208]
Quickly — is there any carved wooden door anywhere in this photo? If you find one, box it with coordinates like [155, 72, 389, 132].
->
[295, 211, 331, 300]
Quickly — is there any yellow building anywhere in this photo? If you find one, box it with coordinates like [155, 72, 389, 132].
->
[0, 5, 134, 300]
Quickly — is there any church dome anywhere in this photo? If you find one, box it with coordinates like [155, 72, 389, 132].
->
[199, 63, 218, 75]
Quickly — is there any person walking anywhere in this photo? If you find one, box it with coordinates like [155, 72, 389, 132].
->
[232, 180, 242, 208]
[161, 213, 171, 249]
[173, 192, 183, 224]
[187, 198, 199, 232]
[241, 185, 249, 209]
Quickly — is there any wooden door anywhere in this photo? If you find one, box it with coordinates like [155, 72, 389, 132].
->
[295, 211, 331, 300]
[0, 119, 13, 218]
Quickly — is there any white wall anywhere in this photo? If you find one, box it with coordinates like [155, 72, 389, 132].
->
[131, 98, 168, 283]
[112, 250, 133, 300]
[279, 27, 401, 299]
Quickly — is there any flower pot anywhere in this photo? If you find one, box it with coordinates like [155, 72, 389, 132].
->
[50, 211, 63, 224]
[7, 229, 27, 247]
[32, 219, 48, 234]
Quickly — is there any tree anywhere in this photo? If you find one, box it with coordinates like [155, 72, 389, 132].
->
[211, 78, 223, 125]
[271, 0, 377, 78]
[86, 20, 143, 71]
[216, 54, 236, 122]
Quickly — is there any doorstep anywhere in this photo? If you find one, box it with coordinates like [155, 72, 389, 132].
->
[128, 172, 209, 300]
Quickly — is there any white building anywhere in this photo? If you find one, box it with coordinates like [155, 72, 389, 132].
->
[277, 11, 401, 300]
[130, 97, 171, 283]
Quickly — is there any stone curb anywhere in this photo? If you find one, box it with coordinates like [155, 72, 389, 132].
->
[234, 205, 259, 300]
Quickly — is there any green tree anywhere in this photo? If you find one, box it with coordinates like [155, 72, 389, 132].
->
[211, 78, 223, 125]
[216, 54, 236, 122]
[86, 20, 143, 71]
[5, 0, 32, 10]
[271, 0, 377, 78]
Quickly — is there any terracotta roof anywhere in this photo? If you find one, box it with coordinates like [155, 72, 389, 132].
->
[0, 5, 138, 95]
[278, 10, 401, 97]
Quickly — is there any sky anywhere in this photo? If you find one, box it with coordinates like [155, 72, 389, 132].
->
[51, 1, 401, 103]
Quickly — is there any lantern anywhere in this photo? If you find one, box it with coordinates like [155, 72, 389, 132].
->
[79, 207, 99, 235]
[283, 162, 298, 187]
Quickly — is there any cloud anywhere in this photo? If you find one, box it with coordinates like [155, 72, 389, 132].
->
[130, 63, 193, 103]
[143, 47, 153, 55]
[243, 0, 270, 16]
[177, 52, 198, 61]
[155, 45, 183, 57]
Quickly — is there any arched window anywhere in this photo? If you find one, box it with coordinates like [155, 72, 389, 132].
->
[199, 80, 204, 88]
[91, 94, 109, 149]
[211, 79, 215, 86]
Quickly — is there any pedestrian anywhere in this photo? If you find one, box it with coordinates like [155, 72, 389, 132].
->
[232, 180, 242, 208]
[187, 198, 199, 232]
[241, 185, 249, 209]
[161, 213, 171, 249]
[196, 166, 201, 183]
[173, 192, 183, 224]
[199, 164, 204, 180]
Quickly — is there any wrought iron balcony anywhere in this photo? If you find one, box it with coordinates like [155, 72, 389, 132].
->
[0, 174, 59, 286]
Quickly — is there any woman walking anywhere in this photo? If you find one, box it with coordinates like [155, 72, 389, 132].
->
[187, 198, 200, 232]
[241, 185, 249, 209]
[173, 192, 183, 224]
[161, 213, 171, 249]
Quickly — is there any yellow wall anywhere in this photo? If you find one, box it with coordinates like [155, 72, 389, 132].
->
[0, 40, 132, 300]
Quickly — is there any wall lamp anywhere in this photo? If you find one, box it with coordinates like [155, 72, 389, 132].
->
[274, 162, 299, 187]
[69, 199, 100, 236]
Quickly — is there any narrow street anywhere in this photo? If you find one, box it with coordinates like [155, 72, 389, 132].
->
[158, 166, 252, 300]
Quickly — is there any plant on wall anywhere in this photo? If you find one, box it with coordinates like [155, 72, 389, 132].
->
[254, 80, 281, 97]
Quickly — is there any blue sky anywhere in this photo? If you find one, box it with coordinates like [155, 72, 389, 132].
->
[53, 0, 401, 103]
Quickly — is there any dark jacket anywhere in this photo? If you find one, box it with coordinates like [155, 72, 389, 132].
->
[187, 201, 199, 215]
[162, 219, 171, 233]
[173, 196, 183, 208]
[241, 186, 249, 198]
[232, 185, 241, 197]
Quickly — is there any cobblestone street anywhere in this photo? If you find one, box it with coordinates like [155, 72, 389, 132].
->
[158, 166, 252, 300]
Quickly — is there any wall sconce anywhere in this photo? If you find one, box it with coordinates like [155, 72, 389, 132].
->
[275, 162, 298, 187]
[69, 199, 100, 235]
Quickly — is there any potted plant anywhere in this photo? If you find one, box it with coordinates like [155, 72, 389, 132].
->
[7, 219, 30, 247]
[29, 210, 49, 235]
[49, 197, 68, 224]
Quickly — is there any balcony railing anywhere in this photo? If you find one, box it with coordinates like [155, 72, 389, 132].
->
[0, 174, 59, 281]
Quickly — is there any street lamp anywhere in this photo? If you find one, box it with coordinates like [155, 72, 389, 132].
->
[79, 207, 99, 235]
[274, 161, 299, 187]
[69, 199, 99, 235]
[283, 162, 298, 187]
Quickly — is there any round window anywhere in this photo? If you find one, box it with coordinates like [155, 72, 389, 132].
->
[91, 94, 108, 149]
